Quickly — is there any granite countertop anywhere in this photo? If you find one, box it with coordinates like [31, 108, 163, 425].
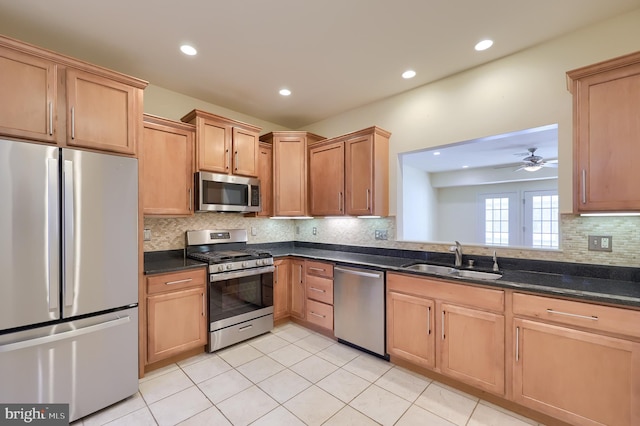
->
[144, 244, 640, 308]
[268, 246, 640, 308]
[144, 250, 206, 275]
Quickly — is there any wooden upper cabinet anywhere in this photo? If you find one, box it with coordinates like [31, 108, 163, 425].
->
[260, 131, 325, 217]
[141, 114, 195, 216]
[66, 69, 140, 155]
[0, 45, 58, 143]
[0, 35, 147, 155]
[181, 109, 261, 177]
[309, 126, 390, 217]
[256, 142, 273, 217]
[567, 51, 640, 212]
[309, 141, 345, 215]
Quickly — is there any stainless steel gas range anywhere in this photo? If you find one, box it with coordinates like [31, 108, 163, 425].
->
[185, 229, 274, 351]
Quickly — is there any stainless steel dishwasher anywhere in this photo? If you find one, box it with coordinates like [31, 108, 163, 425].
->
[334, 265, 387, 358]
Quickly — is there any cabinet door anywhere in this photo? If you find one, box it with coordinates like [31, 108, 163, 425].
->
[66, 68, 138, 155]
[439, 303, 505, 395]
[256, 142, 273, 217]
[572, 61, 640, 211]
[345, 134, 374, 215]
[198, 118, 232, 173]
[274, 135, 307, 216]
[147, 287, 207, 364]
[0, 46, 58, 143]
[513, 318, 640, 426]
[141, 120, 194, 215]
[290, 260, 306, 319]
[273, 259, 290, 320]
[232, 127, 259, 177]
[309, 141, 344, 216]
[387, 291, 435, 369]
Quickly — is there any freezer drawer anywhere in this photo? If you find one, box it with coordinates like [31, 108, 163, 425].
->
[0, 307, 138, 422]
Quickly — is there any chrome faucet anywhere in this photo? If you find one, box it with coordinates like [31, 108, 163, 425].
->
[450, 241, 463, 267]
[492, 250, 499, 272]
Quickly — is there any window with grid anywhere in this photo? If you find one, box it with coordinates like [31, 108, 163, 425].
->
[481, 195, 514, 246]
[524, 191, 559, 248]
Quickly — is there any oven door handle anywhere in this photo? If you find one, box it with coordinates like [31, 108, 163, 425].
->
[209, 265, 275, 282]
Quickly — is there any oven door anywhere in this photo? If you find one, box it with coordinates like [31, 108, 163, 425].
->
[208, 266, 274, 330]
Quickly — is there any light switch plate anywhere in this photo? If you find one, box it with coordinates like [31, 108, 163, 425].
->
[588, 235, 612, 252]
[143, 229, 151, 241]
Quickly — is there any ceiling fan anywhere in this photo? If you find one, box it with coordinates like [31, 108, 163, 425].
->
[515, 147, 558, 172]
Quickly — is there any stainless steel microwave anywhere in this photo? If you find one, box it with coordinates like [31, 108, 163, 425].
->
[195, 172, 261, 213]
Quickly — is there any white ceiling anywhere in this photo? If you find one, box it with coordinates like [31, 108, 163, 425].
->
[401, 124, 558, 173]
[0, 1, 639, 129]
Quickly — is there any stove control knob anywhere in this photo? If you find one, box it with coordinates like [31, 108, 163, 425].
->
[217, 265, 224, 272]
[226, 264, 232, 270]
[256, 259, 263, 266]
[242, 262, 248, 268]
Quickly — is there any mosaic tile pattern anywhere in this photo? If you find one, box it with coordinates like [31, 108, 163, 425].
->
[144, 214, 640, 267]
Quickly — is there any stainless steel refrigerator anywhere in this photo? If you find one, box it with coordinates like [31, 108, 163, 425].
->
[0, 138, 139, 422]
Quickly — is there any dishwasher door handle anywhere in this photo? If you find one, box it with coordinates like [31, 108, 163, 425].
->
[334, 267, 382, 279]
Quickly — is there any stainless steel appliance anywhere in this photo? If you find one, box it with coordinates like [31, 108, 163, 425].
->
[0, 139, 139, 422]
[195, 171, 261, 213]
[186, 230, 274, 351]
[334, 265, 387, 358]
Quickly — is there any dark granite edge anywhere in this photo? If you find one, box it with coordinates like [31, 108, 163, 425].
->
[144, 249, 207, 275]
[251, 241, 640, 283]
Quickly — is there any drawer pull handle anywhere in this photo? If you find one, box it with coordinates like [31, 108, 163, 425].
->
[310, 287, 326, 293]
[309, 267, 326, 272]
[309, 311, 326, 319]
[239, 324, 253, 331]
[546, 309, 598, 321]
[165, 278, 193, 285]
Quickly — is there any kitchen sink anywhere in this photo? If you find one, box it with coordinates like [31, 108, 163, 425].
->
[403, 264, 457, 275]
[450, 269, 502, 280]
[402, 263, 502, 281]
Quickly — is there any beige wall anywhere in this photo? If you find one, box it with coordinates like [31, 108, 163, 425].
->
[143, 84, 291, 133]
[143, 9, 640, 268]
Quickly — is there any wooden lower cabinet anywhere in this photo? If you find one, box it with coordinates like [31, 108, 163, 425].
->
[273, 259, 290, 320]
[145, 268, 207, 365]
[387, 291, 435, 368]
[387, 272, 505, 396]
[513, 318, 640, 426]
[290, 259, 306, 319]
[440, 302, 504, 395]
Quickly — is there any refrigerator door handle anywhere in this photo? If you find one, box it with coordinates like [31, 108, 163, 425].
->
[47, 158, 60, 311]
[63, 160, 75, 307]
[0, 316, 131, 353]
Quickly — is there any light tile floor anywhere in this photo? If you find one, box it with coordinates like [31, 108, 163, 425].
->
[73, 322, 543, 426]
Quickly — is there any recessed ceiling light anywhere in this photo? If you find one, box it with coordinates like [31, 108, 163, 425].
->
[402, 70, 416, 79]
[279, 89, 291, 96]
[474, 39, 493, 51]
[462, 165, 469, 169]
[433, 151, 441, 156]
[180, 45, 197, 56]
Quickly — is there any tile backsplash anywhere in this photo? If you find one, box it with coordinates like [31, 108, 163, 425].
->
[144, 214, 640, 267]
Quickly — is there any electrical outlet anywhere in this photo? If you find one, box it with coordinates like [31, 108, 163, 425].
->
[588, 235, 612, 252]
[251, 227, 257, 236]
[375, 230, 388, 240]
[296, 225, 300, 234]
[312, 227, 317, 235]
[143, 229, 151, 241]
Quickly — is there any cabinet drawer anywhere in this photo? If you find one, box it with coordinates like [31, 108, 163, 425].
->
[306, 275, 333, 304]
[513, 292, 640, 339]
[306, 260, 334, 278]
[146, 268, 206, 295]
[306, 299, 333, 330]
